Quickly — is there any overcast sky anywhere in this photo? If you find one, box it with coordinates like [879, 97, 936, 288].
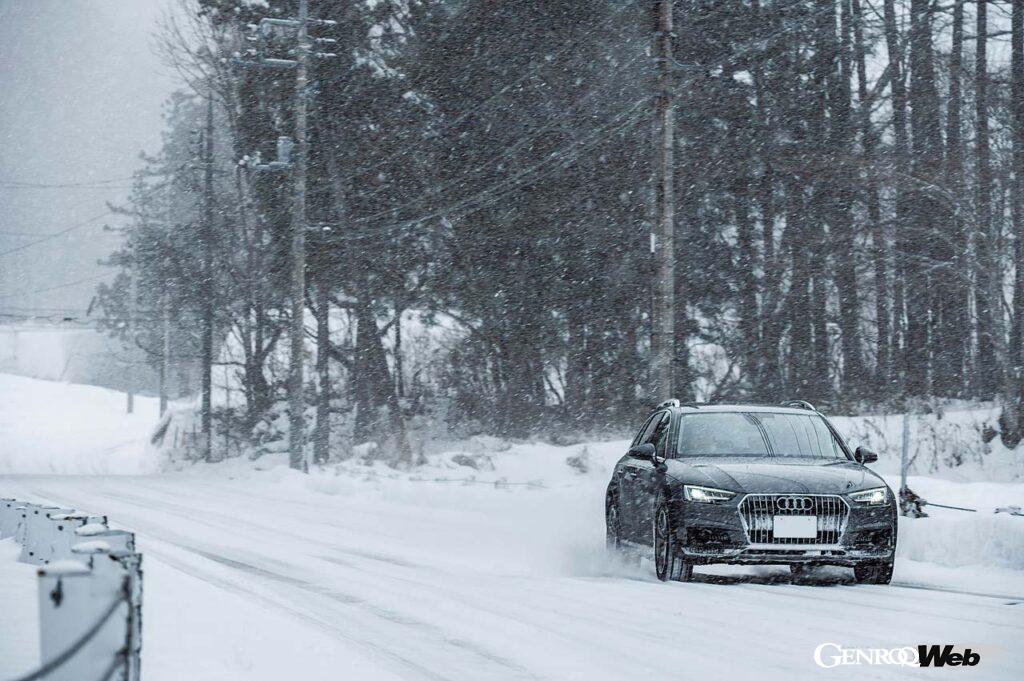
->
[0, 0, 179, 319]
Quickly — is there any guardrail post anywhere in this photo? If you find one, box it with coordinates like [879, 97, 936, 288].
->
[23, 508, 76, 565]
[0, 498, 19, 537]
[1, 498, 143, 681]
[37, 556, 127, 681]
[48, 513, 107, 564]
[121, 552, 143, 681]
[19, 504, 66, 563]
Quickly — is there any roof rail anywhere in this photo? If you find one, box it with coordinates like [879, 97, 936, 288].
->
[780, 399, 816, 411]
[656, 398, 681, 409]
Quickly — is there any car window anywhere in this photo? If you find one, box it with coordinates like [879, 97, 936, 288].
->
[675, 412, 846, 459]
[640, 411, 667, 445]
[677, 413, 769, 456]
[650, 412, 672, 457]
[756, 412, 845, 459]
[631, 414, 658, 447]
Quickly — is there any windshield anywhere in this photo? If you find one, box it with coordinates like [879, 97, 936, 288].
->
[675, 412, 847, 459]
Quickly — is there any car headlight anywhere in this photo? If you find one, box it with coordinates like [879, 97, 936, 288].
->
[683, 485, 736, 503]
[849, 487, 888, 505]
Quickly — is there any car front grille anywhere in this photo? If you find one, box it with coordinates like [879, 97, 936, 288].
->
[738, 494, 849, 545]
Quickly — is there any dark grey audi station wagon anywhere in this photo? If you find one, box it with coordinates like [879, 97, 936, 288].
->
[605, 400, 897, 584]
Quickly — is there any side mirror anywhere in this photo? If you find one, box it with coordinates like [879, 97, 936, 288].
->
[854, 446, 878, 464]
[628, 443, 656, 461]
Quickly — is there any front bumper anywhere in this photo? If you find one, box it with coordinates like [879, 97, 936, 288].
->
[672, 492, 897, 567]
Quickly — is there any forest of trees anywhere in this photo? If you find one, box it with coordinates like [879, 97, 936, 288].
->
[97, 0, 1024, 463]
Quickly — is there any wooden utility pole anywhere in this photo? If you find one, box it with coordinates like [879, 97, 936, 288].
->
[202, 95, 215, 460]
[313, 271, 330, 465]
[651, 0, 675, 402]
[234, 1, 333, 471]
[126, 237, 137, 414]
[160, 287, 170, 416]
[288, 0, 310, 472]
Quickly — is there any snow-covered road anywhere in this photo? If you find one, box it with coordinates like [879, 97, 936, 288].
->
[2, 373, 1021, 680]
[4, 471, 1022, 681]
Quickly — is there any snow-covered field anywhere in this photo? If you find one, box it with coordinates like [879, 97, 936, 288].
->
[2, 373, 1023, 680]
[0, 373, 160, 474]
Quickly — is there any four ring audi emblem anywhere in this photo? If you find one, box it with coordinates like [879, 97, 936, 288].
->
[776, 496, 813, 511]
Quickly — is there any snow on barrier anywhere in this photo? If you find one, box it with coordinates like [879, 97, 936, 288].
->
[0, 498, 142, 681]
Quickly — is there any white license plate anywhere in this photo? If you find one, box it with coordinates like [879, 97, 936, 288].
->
[773, 515, 818, 538]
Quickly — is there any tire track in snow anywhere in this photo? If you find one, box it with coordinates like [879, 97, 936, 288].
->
[104, 486, 438, 572]
[12, 477, 1022, 680]
[18, 482, 542, 681]
[19, 481, 732, 676]
[735, 581, 1024, 630]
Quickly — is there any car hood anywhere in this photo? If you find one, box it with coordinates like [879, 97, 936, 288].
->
[666, 457, 885, 495]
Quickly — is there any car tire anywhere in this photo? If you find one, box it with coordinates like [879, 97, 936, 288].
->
[654, 501, 693, 582]
[606, 495, 623, 553]
[853, 560, 894, 585]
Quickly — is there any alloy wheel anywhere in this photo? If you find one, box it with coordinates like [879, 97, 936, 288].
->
[606, 503, 621, 551]
[654, 505, 670, 579]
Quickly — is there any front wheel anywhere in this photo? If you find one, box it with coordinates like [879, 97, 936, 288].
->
[654, 502, 693, 582]
[853, 560, 894, 585]
[606, 497, 623, 553]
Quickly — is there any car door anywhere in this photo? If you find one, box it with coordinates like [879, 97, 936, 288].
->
[632, 411, 673, 545]
[620, 411, 669, 542]
[616, 414, 656, 541]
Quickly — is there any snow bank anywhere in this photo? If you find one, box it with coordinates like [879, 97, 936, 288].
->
[0, 373, 160, 474]
[899, 513, 1024, 570]
[831, 404, 1021, 481]
[884, 475, 1024, 571]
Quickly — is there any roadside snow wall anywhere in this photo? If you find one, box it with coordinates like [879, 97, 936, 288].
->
[832, 406, 1021, 482]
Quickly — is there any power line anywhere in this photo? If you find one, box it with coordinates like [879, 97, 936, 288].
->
[0, 305, 90, 313]
[325, 96, 650, 244]
[353, 51, 648, 226]
[0, 180, 166, 258]
[0, 175, 135, 188]
[0, 184, 133, 191]
[312, 96, 649, 245]
[0, 273, 110, 303]
[0, 209, 115, 258]
[348, 0, 643, 201]
[341, 95, 652, 239]
[0, 227, 109, 238]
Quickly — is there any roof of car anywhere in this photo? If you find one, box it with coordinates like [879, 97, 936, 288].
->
[672, 404, 822, 415]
